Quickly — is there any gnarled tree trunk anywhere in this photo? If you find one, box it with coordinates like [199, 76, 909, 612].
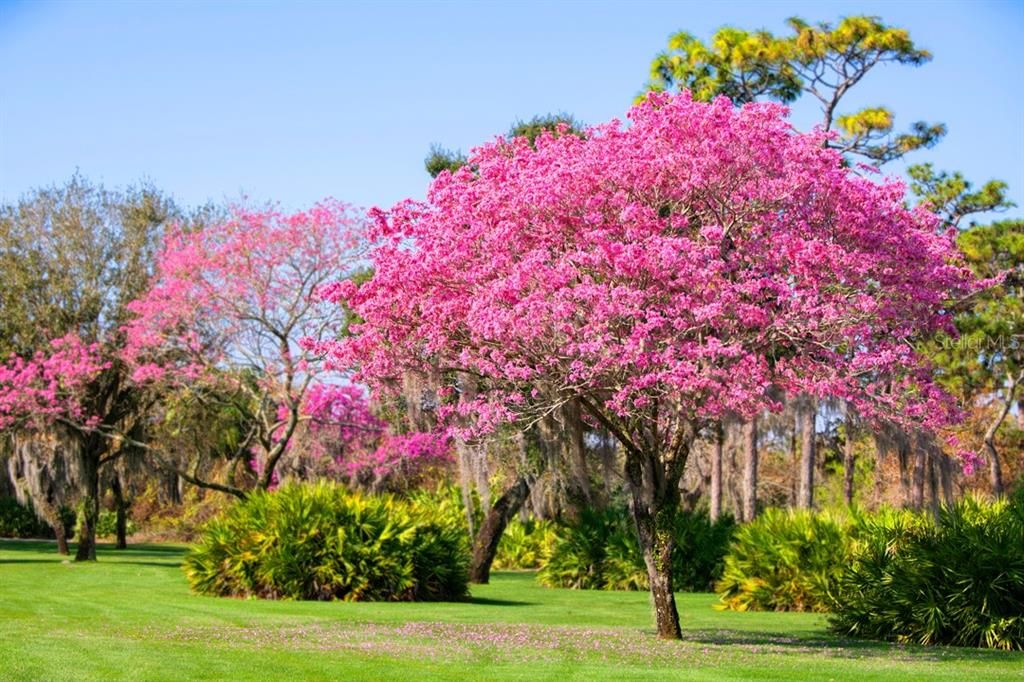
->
[111, 474, 129, 550]
[981, 371, 1020, 498]
[470, 475, 532, 584]
[75, 448, 100, 562]
[624, 443, 690, 640]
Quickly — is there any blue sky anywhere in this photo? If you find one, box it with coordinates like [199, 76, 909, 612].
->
[1, 0, 1022, 219]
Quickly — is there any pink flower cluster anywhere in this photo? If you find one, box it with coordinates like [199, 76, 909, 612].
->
[326, 91, 977, 462]
[348, 431, 452, 480]
[0, 334, 109, 431]
[123, 201, 365, 399]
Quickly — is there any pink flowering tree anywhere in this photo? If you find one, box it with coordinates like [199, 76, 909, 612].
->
[323, 92, 977, 639]
[124, 201, 366, 496]
[269, 383, 453, 493]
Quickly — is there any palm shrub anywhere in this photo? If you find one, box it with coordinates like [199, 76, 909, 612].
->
[673, 510, 737, 591]
[493, 517, 557, 570]
[716, 508, 850, 612]
[538, 507, 734, 591]
[830, 492, 1024, 650]
[538, 508, 614, 589]
[184, 482, 469, 601]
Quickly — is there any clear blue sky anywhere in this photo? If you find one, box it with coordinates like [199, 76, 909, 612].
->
[1, 0, 1022, 218]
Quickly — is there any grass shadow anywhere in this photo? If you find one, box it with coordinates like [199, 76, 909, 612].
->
[461, 596, 534, 607]
[680, 628, 1024, 663]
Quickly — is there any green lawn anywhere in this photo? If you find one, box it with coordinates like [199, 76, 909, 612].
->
[0, 540, 1020, 681]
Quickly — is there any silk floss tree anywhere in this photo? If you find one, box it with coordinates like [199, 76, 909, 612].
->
[316, 92, 979, 639]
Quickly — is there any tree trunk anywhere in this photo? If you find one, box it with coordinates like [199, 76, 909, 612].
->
[470, 475, 532, 584]
[54, 522, 69, 555]
[938, 452, 954, 506]
[455, 440, 477, 541]
[985, 439, 1005, 498]
[797, 399, 815, 509]
[981, 372, 1019, 498]
[842, 411, 856, 506]
[579, 398, 692, 640]
[74, 451, 100, 562]
[872, 434, 887, 505]
[622, 441, 689, 640]
[563, 399, 593, 511]
[741, 417, 758, 523]
[910, 438, 926, 511]
[111, 474, 128, 550]
[633, 497, 680, 639]
[710, 421, 724, 522]
[897, 436, 912, 505]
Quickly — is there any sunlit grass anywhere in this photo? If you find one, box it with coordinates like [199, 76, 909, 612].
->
[0, 540, 1021, 680]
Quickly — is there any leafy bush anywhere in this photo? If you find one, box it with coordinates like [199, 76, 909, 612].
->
[184, 482, 469, 601]
[493, 517, 557, 570]
[0, 496, 73, 539]
[538, 507, 735, 592]
[716, 508, 850, 612]
[538, 508, 614, 589]
[0, 496, 49, 538]
[94, 510, 136, 538]
[830, 493, 1024, 650]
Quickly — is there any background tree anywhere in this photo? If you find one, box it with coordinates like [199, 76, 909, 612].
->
[929, 220, 1023, 496]
[124, 202, 367, 497]
[645, 15, 945, 163]
[0, 175, 174, 560]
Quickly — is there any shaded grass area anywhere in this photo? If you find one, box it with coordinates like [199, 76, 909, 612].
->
[0, 539, 1021, 680]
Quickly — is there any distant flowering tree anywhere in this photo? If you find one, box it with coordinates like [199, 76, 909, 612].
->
[0, 177, 175, 561]
[269, 383, 452, 493]
[0, 335, 109, 432]
[322, 92, 978, 638]
[124, 201, 366, 496]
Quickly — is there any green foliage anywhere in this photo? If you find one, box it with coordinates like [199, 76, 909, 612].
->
[643, 15, 942, 164]
[0, 497, 74, 539]
[927, 220, 1023, 405]
[184, 482, 469, 601]
[0, 496, 50, 538]
[507, 113, 584, 146]
[716, 508, 850, 612]
[425, 113, 583, 179]
[424, 144, 467, 179]
[909, 164, 1014, 228]
[92, 510, 136, 538]
[0, 173, 176, 355]
[538, 507, 735, 592]
[830, 493, 1024, 650]
[493, 517, 558, 570]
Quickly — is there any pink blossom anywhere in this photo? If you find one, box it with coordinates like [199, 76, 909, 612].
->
[324, 91, 977, 466]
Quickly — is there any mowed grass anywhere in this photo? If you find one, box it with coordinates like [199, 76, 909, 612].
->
[0, 540, 1021, 681]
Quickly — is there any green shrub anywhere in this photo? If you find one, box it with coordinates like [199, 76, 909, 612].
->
[91, 510, 136, 538]
[538, 507, 735, 592]
[716, 508, 850, 612]
[673, 509, 738, 591]
[0, 496, 73, 539]
[493, 517, 557, 570]
[184, 482, 469, 601]
[0, 496, 48, 538]
[538, 508, 614, 589]
[830, 493, 1024, 650]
